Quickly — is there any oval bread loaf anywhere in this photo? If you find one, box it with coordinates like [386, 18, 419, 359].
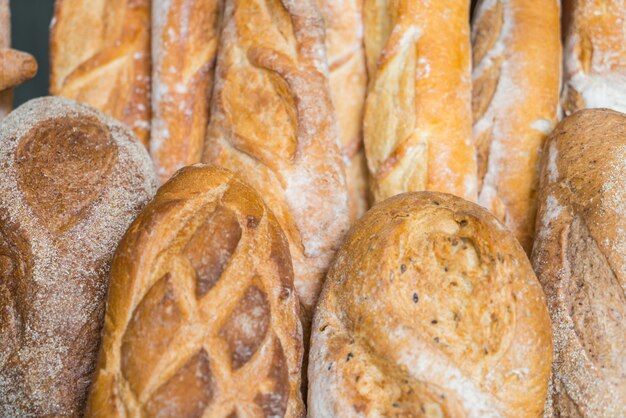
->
[0, 97, 157, 417]
[309, 192, 552, 417]
[86, 165, 305, 417]
[532, 109, 626, 417]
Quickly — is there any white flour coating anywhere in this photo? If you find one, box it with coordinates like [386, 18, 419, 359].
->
[547, 141, 559, 183]
[0, 97, 157, 417]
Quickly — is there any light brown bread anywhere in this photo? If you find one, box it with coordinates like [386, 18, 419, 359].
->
[309, 192, 552, 417]
[561, 0, 626, 114]
[316, 0, 369, 219]
[50, 0, 151, 145]
[362, 0, 477, 203]
[85, 165, 304, 418]
[202, 0, 351, 320]
[472, 0, 561, 252]
[532, 109, 626, 417]
[0, 97, 157, 417]
[150, 0, 221, 184]
[0, 0, 37, 119]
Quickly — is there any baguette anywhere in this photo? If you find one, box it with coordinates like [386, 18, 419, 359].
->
[561, 0, 626, 114]
[150, 0, 221, 184]
[0, 97, 157, 417]
[362, 0, 477, 203]
[316, 0, 369, 218]
[50, 0, 151, 145]
[532, 109, 626, 417]
[85, 165, 305, 417]
[309, 192, 552, 417]
[202, 0, 351, 320]
[472, 0, 561, 252]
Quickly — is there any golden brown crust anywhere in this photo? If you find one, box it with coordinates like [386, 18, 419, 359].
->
[561, 0, 626, 114]
[532, 109, 626, 417]
[0, 97, 157, 417]
[202, 0, 351, 320]
[472, 0, 561, 252]
[85, 165, 304, 418]
[309, 192, 552, 417]
[316, 0, 369, 219]
[50, 0, 151, 145]
[363, 0, 477, 203]
[150, 0, 221, 184]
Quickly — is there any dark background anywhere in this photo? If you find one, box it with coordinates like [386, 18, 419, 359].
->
[10, 0, 479, 107]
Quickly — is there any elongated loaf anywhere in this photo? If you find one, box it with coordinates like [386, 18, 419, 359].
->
[50, 0, 151, 145]
[532, 109, 626, 417]
[561, 0, 626, 114]
[0, 97, 157, 417]
[309, 192, 552, 417]
[202, 0, 351, 320]
[316, 0, 369, 218]
[472, 0, 561, 252]
[86, 165, 304, 418]
[363, 0, 477, 203]
[0, 0, 37, 119]
[150, 0, 221, 184]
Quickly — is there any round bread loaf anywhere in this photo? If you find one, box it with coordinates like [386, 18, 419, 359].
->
[0, 97, 157, 417]
[309, 192, 552, 417]
[532, 109, 626, 417]
[85, 165, 305, 417]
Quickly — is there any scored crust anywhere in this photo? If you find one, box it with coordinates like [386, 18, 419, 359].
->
[85, 165, 305, 418]
[309, 192, 552, 417]
[532, 109, 626, 417]
[0, 97, 157, 417]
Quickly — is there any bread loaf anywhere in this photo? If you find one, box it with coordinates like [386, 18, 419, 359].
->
[472, 0, 561, 252]
[202, 0, 351, 319]
[150, 0, 221, 184]
[85, 165, 305, 417]
[362, 0, 477, 203]
[532, 109, 626, 417]
[0, 0, 37, 119]
[309, 192, 552, 417]
[50, 0, 151, 145]
[316, 0, 369, 219]
[561, 0, 626, 114]
[0, 97, 157, 417]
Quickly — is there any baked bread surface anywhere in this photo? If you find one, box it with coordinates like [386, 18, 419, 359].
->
[86, 165, 305, 418]
[309, 192, 552, 417]
[0, 96, 157, 417]
[532, 109, 626, 417]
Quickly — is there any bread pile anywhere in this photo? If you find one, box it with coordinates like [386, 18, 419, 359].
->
[0, 0, 624, 416]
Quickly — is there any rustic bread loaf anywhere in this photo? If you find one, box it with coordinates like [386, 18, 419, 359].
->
[472, 0, 561, 252]
[532, 109, 626, 417]
[316, 0, 369, 219]
[85, 165, 305, 417]
[309, 192, 552, 417]
[150, 0, 221, 184]
[362, 0, 477, 203]
[202, 0, 351, 321]
[561, 0, 626, 114]
[50, 0, 151, 145]
[0, 97, 157, 417]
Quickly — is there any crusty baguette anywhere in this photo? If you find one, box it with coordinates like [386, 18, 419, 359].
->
[362, 0, 477, 203]
[0, 0, 11, 118]
[309, 192, 552, 417]
[316, 0, 369, 219]
[561, 0, 626, 114]
[85, 165, 305, 418]
[0, 97, 157, 417]
[50, 0, 151, 145]
[202, 0, 351, 320]
[532, 109, 626, 417]
[472, 0, 561, 252]
[150, 0, 221, 184]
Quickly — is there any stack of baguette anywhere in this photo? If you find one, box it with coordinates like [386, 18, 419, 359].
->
[0, 0, 624, 416]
